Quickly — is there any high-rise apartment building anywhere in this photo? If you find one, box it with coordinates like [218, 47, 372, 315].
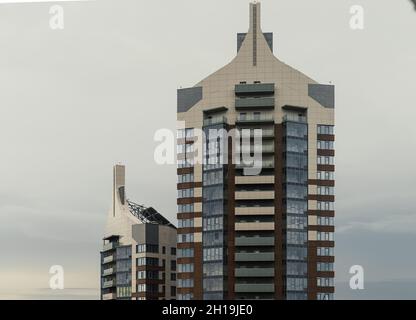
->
[101, 165, 177, 300]
[176, 2, 335, 300]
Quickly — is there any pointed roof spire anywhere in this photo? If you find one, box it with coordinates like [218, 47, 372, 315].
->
[249, 1, 261, 66]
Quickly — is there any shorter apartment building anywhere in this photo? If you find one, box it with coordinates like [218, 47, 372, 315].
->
[100, 165, 177, 300]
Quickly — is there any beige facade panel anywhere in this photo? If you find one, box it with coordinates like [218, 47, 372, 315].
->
[194, 232, 203, 243]
[308, 216, 318, 226]
[235, 222, 275, 231]
[235, 191, 275, 200]
[235, 207, 275, 216]
[235, 175, 275, 185]
[308, 231, 318, 241]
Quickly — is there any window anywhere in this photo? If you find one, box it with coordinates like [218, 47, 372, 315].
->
[178, 188, 194, 199]
[162, 246, 166, 254]
[317, 247, 334, 257]
[287, 231, 307, 245]
[317, 140, 334, 150]
[317, 293, 334, 300]
[171, 260, 177, 271]
[286, 277, 307, 291]
[203, 217, 223, 231]
[286, 247, 307, 261]
[317, 125, 335, 135]
[178, 248, 194, 258]
[178, 279, 194, 288]
[178, 219, 194, 229]
[171, 286, 176, 297]
[317, 278, 334, 287]
[317, 201, 335, 211]
[171, 248, 176, 256]
[317, 171, 335, 181]
[318, 232, 334, 241]
[178, 233, 194, 244]
[171, 273, 176, 281]
[136, 244, 158, 254]
[203, 247, 223, 262]
[240, 113, 247, 121]
[137, 284, 146, 293]
[318, 216, 334, 226]
[177, 129, 185, 139]
[178, 173, 194, 184]
[137, 257, 159, 267]
[317, 263, 334, 272]
[287, 215, 307, 230]
[203, 262, 223, 277]
[178, 293, 193, 301]
[178, 263, 194, 273]
[178, 204, 194, 213]
[286, 262, 307, 276]
[186, 128, 194, 139]
[317, 186, 335, 196]
[317, 156, 335, 165]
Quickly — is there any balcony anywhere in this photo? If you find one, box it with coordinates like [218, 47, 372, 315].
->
[102, 255, 114, 264]
[103, 280, 115, 289]
[235, 236, 275, 246]
[235, 83, 275, 95]
[102, 242, 117, 252]
[235, 97, 275, 110]
[235, 176, 275, 185]
[283, 114, 307, 123]
[235, 252, 275, 262]
[235, 283, 275, 293]
[235, 268, 275, 277]
[236, 114, 274, 124]
[203, 116, 227, 127]
[103, 268, 115, 276]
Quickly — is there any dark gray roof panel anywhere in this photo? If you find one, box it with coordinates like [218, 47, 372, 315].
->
[308, 84, 335, 109]
[177, 87, 203, 113]
[237, 32, 273, 52]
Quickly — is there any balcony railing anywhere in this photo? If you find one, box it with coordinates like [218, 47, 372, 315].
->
[102, 255, 114, 264]
[235, 83, 275, 95]
[283, 114, 307, 123]
[203, 116, 228, 126]
[235, 97, 275, 109]
[102, 293, 117, 301]
[235, 268, 275, 277]
[102, 242, 117, 252]
[103, 268, 115, 276]
[235, 283, 275, 293]
[236, 114, 274, 123]
[235, 252, 275, 262]
[103, 280, 115, 289]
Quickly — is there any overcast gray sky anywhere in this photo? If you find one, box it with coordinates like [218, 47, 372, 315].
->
[0, 0, 415, 300]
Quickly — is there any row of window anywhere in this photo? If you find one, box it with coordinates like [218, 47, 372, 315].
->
[203, 171, 224, 186]
[178, 173, 194, 184]
[136, 245, 176, 255]
[137, 257, 159, 267]
[287, 231, 307, 245]
[317, 263, 334, 272]
[178, 293, 194, 300]
[177, 128, 194, 139]
[178, 279, 194, 288]
[286, 277, 307, 291]
[178, 188, 194, 199]
[178, 204, 194, 213]
[178, 263, 194, 273]
[203, 216, 223, 231]
[178, 233, 194, 244]
[317, 171, 335, 181]
[177, 159, 194, 169]
[318, 216, 335, 226]
[177, 144, 194, 154]
[137, 270, 160, 280]
[317, 293, 334, 300]
[203, 262, 223, 277]
[317, 247, 335, 257]
[318, 156, 335, 165]
[317, 277, 334, 287]
[178, 248, 194, 258]
[317, 140, 335, 150]
[317, 186, 335, 196]
[318, 201, 335, 211]
[137, 284, 159, 293]
[203, 247, 223, 262]
[317, 125, 335, 135]
[203, 278, 223, 292]
[287, 216, 308, 230]
[178, 219, 194, 229]
[317, 232, 335, 242]
[287, 262, 307, 276]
